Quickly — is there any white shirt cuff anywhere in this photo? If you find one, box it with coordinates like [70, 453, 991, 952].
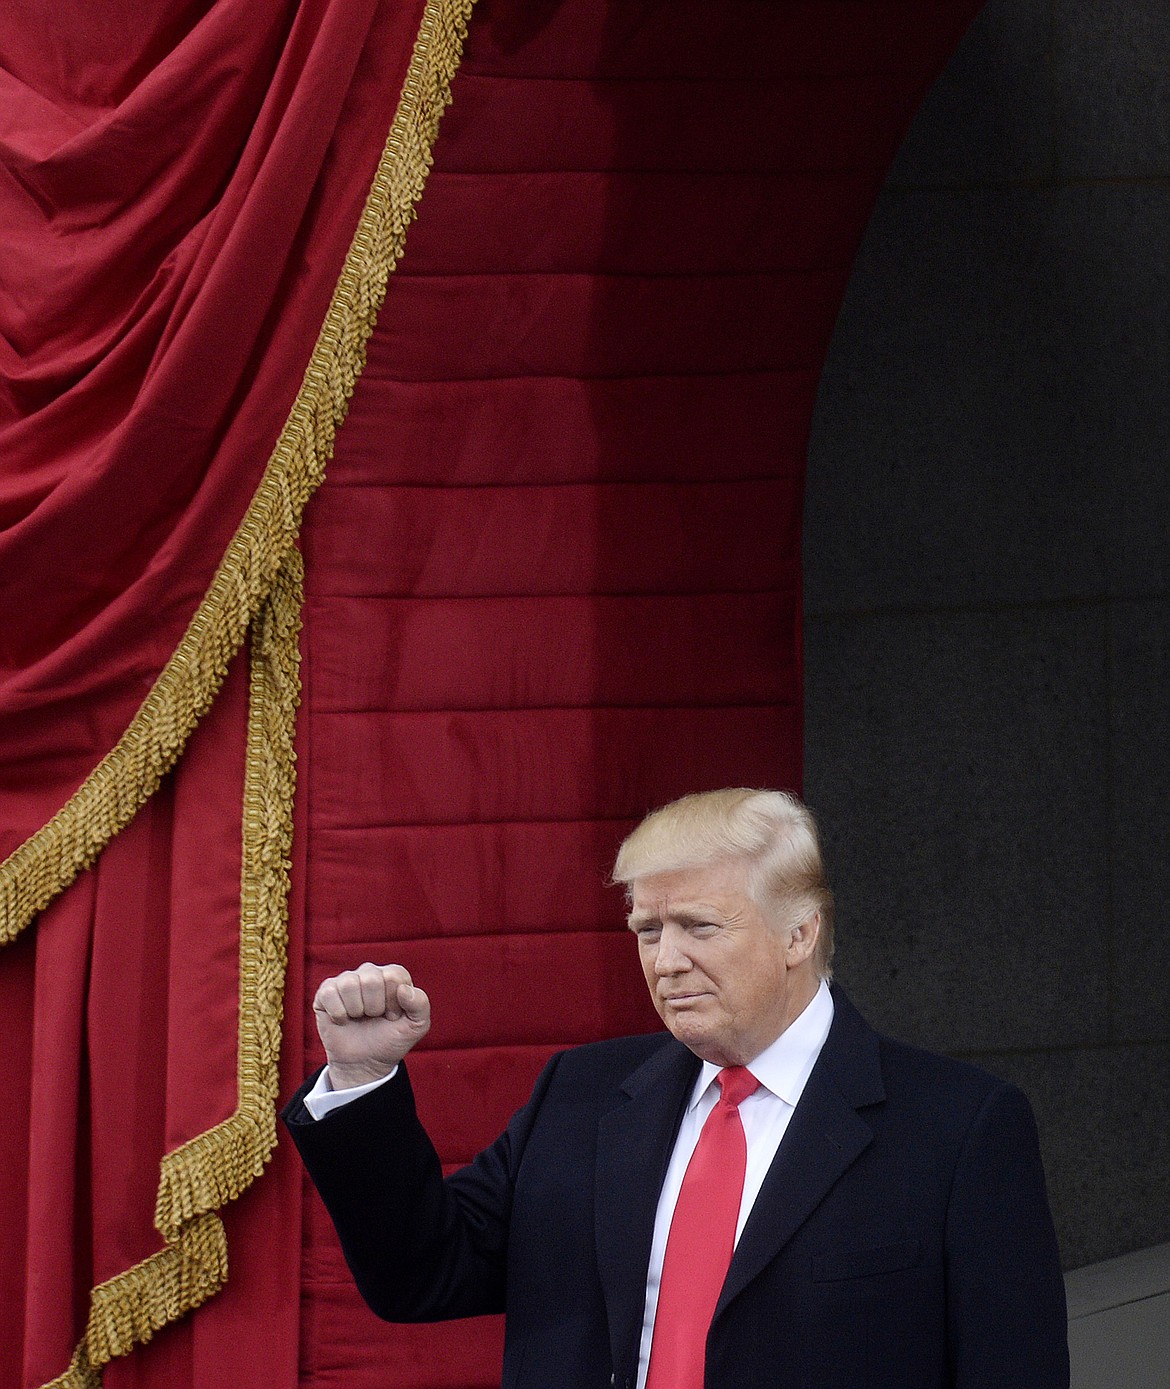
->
[303, 1064, 399, 1120]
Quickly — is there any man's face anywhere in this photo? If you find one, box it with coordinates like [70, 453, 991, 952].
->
[627, 858, 816, 1067]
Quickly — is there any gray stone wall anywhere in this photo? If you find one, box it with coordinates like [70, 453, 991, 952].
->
[804, 0, 1170, 1271]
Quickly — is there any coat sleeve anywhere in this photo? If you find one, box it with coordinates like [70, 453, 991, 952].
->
[944, 1081, 1070, 1388]
[281, 1052, 563, 1322]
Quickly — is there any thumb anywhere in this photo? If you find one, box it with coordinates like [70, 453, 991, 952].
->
[398, 981, 430, 1024]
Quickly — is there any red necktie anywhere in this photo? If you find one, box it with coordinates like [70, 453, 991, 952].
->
[645, 1065, 760, 1389]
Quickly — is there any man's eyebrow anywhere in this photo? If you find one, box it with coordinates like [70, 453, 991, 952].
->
[626, 907, 714, 931]
[670, 909, 715, 929]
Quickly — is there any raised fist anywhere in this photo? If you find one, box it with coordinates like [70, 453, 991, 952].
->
[312, 962, 431, 1090]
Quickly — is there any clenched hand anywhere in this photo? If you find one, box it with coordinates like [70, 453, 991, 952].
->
[313, 962, 431, 1090]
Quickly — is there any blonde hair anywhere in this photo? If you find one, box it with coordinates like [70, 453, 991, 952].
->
[612, 788, 835, 978]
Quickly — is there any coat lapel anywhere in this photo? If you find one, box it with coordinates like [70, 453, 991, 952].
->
[595, 1037, 700, 1374]
[717, 986, 886, 1314]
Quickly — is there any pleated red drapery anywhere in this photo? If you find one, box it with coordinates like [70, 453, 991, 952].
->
[0, 0, 425, 863]
[0, 1, 983, 1386]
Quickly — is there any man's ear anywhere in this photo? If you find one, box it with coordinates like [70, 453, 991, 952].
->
[787, 910, 820, 966]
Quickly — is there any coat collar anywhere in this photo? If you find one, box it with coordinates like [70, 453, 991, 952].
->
[595, 1034, 699, 1375]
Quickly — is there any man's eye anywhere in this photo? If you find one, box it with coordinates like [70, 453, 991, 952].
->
[691, 922, 718, 936]
[636, 927, 662, 944]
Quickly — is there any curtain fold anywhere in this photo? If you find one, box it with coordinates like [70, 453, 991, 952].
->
[0, 0, 442, 902]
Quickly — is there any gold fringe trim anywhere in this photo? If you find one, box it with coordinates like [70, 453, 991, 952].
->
[0, 0, 477, 945]
[22, 0, 479, 1382]
[42, 1214, 228, 1388]
[155, 547, 301, 1243]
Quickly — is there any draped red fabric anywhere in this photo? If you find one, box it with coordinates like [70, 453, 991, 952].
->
[0, 0, 432, 1383]
[0, 1, 982, 1387]
[0, 0, 424, 857]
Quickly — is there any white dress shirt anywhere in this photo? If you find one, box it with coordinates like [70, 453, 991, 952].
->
[634, 979, 834, 1387]
[302, 979, 835, 1388]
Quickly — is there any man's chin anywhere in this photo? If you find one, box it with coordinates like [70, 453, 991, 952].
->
[663, 1011, 717, 1052]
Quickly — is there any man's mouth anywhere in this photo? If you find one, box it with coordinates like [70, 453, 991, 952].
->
[662, 991, 709, 1006]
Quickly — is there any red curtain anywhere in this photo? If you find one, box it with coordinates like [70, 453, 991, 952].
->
[1, 2, 982, 1387]
[0, 0, 455, 1383]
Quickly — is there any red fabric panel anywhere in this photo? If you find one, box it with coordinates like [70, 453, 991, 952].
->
[9, 649, 312, 1389]
[309, 595, 796, 712]
[19, 656, 247, 1383]
[449, 0, 978, 81]
[293, 2, 984, 1386]
[312, 821, 637, 940]
[309, 933, 656, 1051]
[410, 171, 878, 276]
[305, 482, 801, 594]
[311, 707, 801, 827]
[298, 1266, 506, 1389]
[430, 73, 921, 172]
[333, 372, 822, 485]
[371, 272, 844, 378]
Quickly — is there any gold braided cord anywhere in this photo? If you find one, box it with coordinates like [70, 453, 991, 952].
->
[0, 0, 478, 945]
[22, 0, 479, 1381]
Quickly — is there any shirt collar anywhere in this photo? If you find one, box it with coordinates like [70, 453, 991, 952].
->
[689, 977, 835, 1111]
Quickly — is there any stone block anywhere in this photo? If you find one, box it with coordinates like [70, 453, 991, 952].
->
[804, 603, 1110, 1054]
[979, 1045, 1170, 1269]
[1109, 598, 1170, 1043]
[807, 183, 1170, 615]
[890, 0, 1055, 187]
[1054, 0, 1170, 179]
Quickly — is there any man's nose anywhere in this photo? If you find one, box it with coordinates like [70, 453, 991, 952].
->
[654, 927, 690, 975]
